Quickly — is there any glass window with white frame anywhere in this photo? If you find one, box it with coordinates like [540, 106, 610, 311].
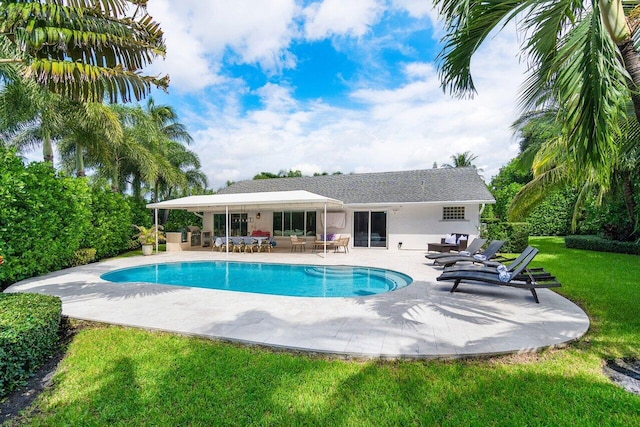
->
[273, 211, 316, 237]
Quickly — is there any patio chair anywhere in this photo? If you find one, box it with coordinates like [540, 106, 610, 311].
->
[230, 237, 244, 253]
[212, 237, 224, 252]
[290, 235, 306, 252]
[333, 236, 350, 253]
[436, 247, 561, 303]
[243, 236, 259, 253]
[257, 237, 272, 253]
[426, 238, 486, 260]
[433, 240, 505, 268]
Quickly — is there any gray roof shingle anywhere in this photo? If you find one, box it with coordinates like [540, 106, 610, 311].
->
[217, 168, 495, 204]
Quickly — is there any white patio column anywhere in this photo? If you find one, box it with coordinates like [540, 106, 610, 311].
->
[154, 208, 159, 254]
[323, 202, 327, 258]
[225, 205, 229, 255]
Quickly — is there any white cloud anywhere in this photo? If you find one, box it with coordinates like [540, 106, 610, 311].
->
[140, 3, 527, 190]
[303, 0, 385, 39]
[146, 0, 300, 92]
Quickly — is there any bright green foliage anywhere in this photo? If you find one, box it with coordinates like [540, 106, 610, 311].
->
[126, 197, 152, 229]
[0, 147, 92, 287]
[483, 221, 529, 253]
[0, 0, 168, 103]
[493, 182, 523, 220]
[82, 186, 134, 259]
[69, 248, 96, 267]
[565, 235, 640, 255]
[0, 292, 61, 397]
[0, 148, 152, 288]
[526, 190, 576, 236]
[164, 210, 202, 232]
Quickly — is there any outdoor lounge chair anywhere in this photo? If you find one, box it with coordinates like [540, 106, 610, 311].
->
[441, 246, 555, 282]
[426, 238, 486, 260]
[436, 246, 561, 303]
[433, 240, 505, 268]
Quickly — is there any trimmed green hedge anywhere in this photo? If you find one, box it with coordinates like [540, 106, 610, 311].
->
[565, 235, 640, 255]
[0, 293, 62, 397]
[483, 221, 530, 253]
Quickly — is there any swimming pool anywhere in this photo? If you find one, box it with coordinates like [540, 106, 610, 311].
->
[100, 261, 413, 297]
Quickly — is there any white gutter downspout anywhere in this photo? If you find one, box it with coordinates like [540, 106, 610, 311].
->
[154, 208, 159, 254]
[479, 203, 486, 216]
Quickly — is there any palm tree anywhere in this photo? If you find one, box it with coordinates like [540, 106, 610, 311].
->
[434, 1, 640, 174]
[508, 100, 640, 236]
[0, 79, 63, 162]
[0, 0, 168, 103]
[442, 151, 480, 169]
[57, 102, 124, 177]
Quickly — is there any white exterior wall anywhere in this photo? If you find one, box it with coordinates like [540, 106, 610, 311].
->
[386, 203, 481, 250]
[193, 203, 484, 251]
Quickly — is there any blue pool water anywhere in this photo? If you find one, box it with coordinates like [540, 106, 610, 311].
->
[100, 261, 413, 297]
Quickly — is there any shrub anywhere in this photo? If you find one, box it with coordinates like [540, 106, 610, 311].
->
[0, 293, 62, 397]
[565, 235, 640, 255]
[483, 221, 530, 253]
[0, 148, 92, 288]
[164, 210, 202, 232]
[83, 186, 134, 259]
[70, 248, 97, 267]
[526, 190, 576, 236]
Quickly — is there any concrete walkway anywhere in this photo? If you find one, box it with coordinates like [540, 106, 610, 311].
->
[5, 249, 589, 359]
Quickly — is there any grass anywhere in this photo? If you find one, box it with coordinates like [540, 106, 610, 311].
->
[9, 237, 640, 426]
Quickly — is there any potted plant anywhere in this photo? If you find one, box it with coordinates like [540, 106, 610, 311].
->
[134, 225, 165, 255]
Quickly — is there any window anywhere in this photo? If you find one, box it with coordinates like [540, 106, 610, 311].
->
[273, 211, 316, 236]
[442, 206, 465, 220]
[213, 213, 247, 236]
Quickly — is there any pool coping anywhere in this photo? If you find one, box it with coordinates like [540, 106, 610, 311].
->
[4, 249, 590, 359]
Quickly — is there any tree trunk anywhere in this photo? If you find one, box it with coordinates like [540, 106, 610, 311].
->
[42, 130, 53, 163]
[621, 171, 637, 227]
[75, 142, 85, 177]
[617, 39, 640, 125]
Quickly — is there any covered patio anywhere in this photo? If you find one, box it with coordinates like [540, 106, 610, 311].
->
[147, 190, 344, 256]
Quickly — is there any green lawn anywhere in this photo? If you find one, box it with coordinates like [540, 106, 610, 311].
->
[11, 237, 640, 426]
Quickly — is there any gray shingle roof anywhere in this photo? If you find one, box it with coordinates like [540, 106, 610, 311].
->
[217, 168, 495, 204]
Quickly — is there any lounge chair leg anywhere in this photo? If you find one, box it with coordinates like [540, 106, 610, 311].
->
[450, 280, 461, 293]
[530, 289, 540, 304]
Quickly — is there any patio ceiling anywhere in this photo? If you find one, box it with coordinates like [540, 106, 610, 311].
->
[146, 190, 344, 212]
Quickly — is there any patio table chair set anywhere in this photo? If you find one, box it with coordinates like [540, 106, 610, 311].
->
[212, 236, 273, 253]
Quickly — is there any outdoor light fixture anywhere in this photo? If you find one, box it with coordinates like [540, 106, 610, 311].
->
[256, 213, 261, 219]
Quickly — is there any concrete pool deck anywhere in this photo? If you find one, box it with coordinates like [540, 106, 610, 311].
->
[4, 249, 589, 359]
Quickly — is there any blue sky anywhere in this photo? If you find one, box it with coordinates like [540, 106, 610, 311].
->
[144, 0, 526, 190]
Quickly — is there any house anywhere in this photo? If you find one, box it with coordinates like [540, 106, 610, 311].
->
[148, 167, 494, 251]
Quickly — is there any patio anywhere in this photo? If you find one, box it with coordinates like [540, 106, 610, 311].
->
[4, 249, 589, 359]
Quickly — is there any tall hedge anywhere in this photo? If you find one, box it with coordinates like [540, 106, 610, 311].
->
[483, 221, 530, 253]
[83, 186, 134, 259]
[0, 148, 148, 289]
[0, 148, 92, 287]
[526, 190, 576, 236]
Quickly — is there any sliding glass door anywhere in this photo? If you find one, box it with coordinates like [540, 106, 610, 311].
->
[353, 211, 387, 248]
